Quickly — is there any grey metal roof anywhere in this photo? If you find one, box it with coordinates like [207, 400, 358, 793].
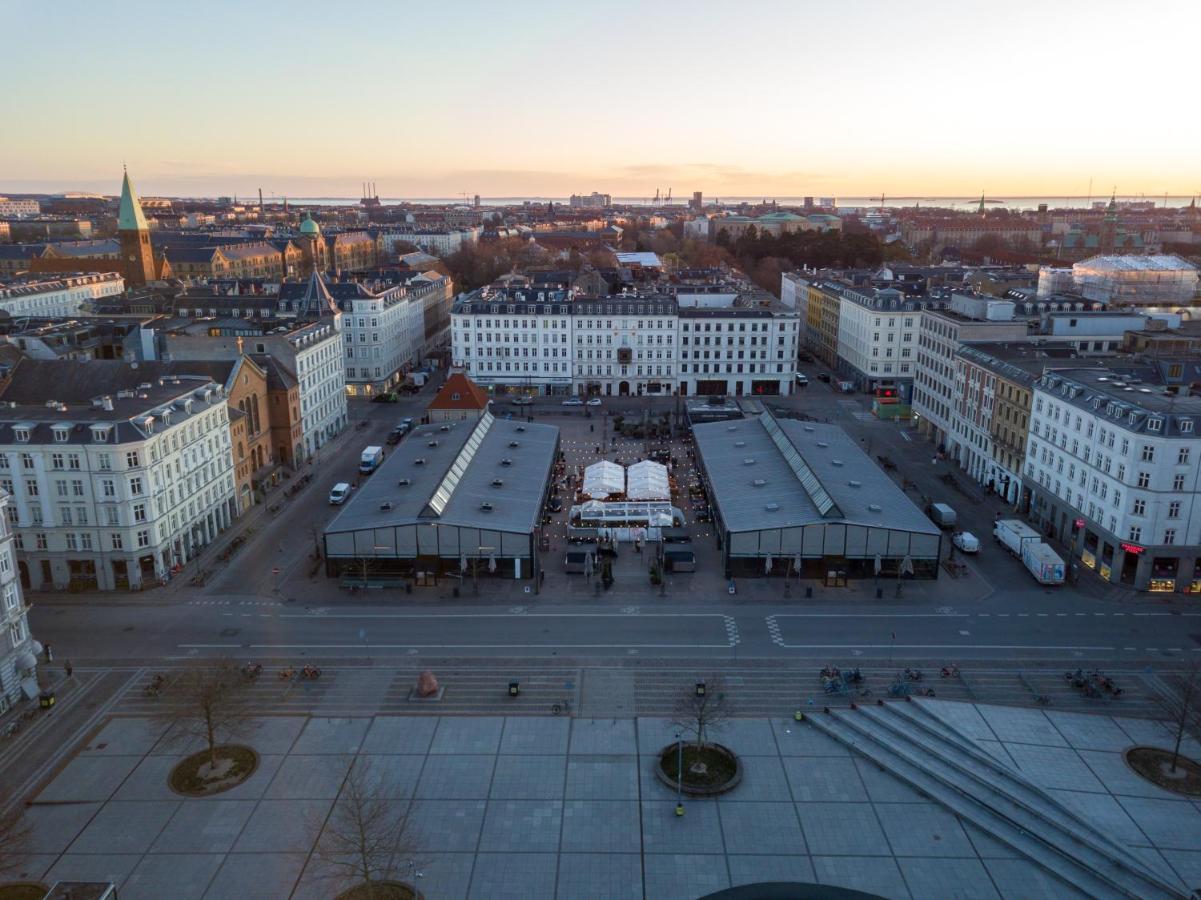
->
[325, 411, 558, 536]
[693, 412, 939, 535]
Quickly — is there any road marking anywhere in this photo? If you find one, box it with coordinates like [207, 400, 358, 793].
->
[241, 642, 737, 650]
[775, 643, 1117, 650]
[766, 613, 971, 619]
[178, 644, 243, 649]
[1056, 613, 1067, 617]
[280, 612, 732, 620]
[1036, 613, 1048, 617]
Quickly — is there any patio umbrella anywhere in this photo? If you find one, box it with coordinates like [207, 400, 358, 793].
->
[460, 554, 468, 573]
[764, 555, 773, 574]
[584, 553, 594, 578]
[901, 555, 914, 576]
[488, 554, 498, 573]
[793, 553, 802, 574]
[874, 554, 882, 576]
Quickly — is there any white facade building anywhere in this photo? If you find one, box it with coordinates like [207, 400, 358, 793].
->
[0, 373, 239, 592]
[452, 289, 798, 398]
[379, 228, 479, 258]
[834, 287, 927, 396]
[1024, 368, 1201, 592]
[0, 272, 124, 318]
[0, 491, 36, 713]
[0, 198, 40, 217]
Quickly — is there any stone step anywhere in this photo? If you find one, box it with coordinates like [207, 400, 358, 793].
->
[808, 707, 1182, 900]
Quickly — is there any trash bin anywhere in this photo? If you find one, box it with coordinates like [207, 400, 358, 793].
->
[39, 690, 56, 709]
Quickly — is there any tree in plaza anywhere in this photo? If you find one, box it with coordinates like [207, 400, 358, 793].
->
[671, 675, 732, 749]
[1156, 662, 1201, 773]
[312, 758, 424, 900]
[159, 659, 255, 770]
[0, 806, 31, 880]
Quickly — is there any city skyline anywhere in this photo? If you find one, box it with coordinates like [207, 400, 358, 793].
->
[5, 0, 1199, 198]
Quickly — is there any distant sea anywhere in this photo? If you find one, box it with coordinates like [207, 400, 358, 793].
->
[288, 195, 1196, 211]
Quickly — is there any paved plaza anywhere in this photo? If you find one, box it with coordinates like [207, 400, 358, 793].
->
[8, 701, 1201, 899]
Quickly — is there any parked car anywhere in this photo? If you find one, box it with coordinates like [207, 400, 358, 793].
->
[386, 427, 405, 445]
[795, 374, 809, 387]
[371, 392, 399, 403]
[400, 417, 414, 427]
[952, 531, 980, 553]
[586, 397, 602, 406]
[925, 502, 958, 529]
[512, 396, 534, 406]
[562, 397, 584, 406]
[328, 483, 352, 505]
[817, 373, 831, 383]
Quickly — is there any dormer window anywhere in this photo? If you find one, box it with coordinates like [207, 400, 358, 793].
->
[52, 426, 70, 443]
[1147, 418, 1162, 432]
[13, 428, 29, 443]
[1182, 420, 1195, 434]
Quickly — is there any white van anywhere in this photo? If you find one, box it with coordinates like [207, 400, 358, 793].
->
[328, 483, 352, 505]
[795, 373, 809, 387]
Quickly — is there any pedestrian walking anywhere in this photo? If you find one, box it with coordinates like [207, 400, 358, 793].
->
[44, 642, 53, 663]
[64, 660, 73, 679]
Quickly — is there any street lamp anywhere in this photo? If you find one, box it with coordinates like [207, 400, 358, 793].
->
[695, 681, 706, 697]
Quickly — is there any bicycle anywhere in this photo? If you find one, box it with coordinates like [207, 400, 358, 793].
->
[550, 698, 573, 716]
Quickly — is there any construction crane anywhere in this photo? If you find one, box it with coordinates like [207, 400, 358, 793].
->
[665, 187, 672, 205]
[653, 188, 660, 206]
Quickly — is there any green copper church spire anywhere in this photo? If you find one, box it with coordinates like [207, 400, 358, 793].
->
[118, 166, 149, 232]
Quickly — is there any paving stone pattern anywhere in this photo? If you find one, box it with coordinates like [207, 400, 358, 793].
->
[10, 704, 1201, 899]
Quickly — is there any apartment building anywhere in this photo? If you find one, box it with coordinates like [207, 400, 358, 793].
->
[1024, 368, 1201, 593]
[0, 272, 124, 318]
[912, 294, 1028, 450]
[0, 363, 238, 592]
[452, 288, 799, 398]
[835, 286, 940, 400]
[0, 198, 40, 217]
[0, 491, 36, 713]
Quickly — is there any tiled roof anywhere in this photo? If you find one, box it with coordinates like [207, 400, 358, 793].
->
[427, 373, 490, 411]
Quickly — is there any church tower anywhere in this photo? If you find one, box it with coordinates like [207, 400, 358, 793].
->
[118, 168, 157, 285]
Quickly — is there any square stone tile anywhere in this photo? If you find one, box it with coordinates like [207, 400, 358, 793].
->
[196, 754, 285, 802]
[728, 854, 815, 887]
[560, 800, 641, 853]
[38, 755, 141, 802]
[922, 700, 1000, 742]
[68, 800, 179, 854]
[356, 754, 426, 799]
[1005, 744, 1104, 793]
[23, 803, 102, 854]
[640, 799, 724, 854]
[291, 717, 368, 755]
[113, 754, 184, 801]
[360, 716, 439, 754]
[152, 800, 258, 853]
[1043, 710, 1134, 752]
[468, 852, 557, 899]
[1118, 796, 1201, 850]
[478, 799, 562, 852]
[409, 852, 476, 900]
[233, 798, 332, 852]
[489, 754, 566, 799]
[854, 758, 926, 802]
[1113, 716, 1175, 748]
[713, 718, 779, 755]
[4, 854, 55, 884]
[123, 853, 225, 900]
[81, 717, 169, 756]
[409, 800, 487, 852]
[264, 754, 353, 799]
[642, 854, 729, 900]
[961, 822, 1022, 859]
[720, 801, 804, 855]
[565, 755, 639, 800]
[771, 718, 852, 756]
[637, 716, 679, 750]
[556, 853, 642, 900]
[733, 754, 793, 802]
[569, 717, 637, 754]
[430, 716, 505, 754]
[782, 756, 868, 802]
[874, 803, 976, 857]
[976, 705, 1066, 747]
[985, 859, 1091, 900]
[1162, 849, 1201, 890]
[640, 754, 701, 801]
[203, 852, 306, 900]
[814, 855, 912, 899]
[797, 802, 886, 856]
[976, 740, 1018, 769]
[416, 755, 496, 799]
[153, 717, 304, 757]
[500, 716, 570, 754]
[1078, 749, 1189, 800]
[43, 854, 141, 891]
[897, 857, 1001, 899]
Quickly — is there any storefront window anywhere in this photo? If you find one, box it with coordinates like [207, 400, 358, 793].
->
[1149, 556, 1178, 593]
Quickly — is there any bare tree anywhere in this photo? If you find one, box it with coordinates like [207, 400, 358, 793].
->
[0, 806, 31, 880]
[312, 758, 423, 899]
[671, 676, 732, 748]
[158, 659, 256, 769]
[1156, 662, 1201, 773]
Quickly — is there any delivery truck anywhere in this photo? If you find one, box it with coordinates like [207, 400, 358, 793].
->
[359, 445, 384, 474]
[1020, 540, 1066, 585]
[925, 502, 958, 529]
[993, 519, 1040, 556]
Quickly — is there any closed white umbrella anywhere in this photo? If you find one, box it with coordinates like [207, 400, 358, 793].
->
[874, 554, 882, 576]
[460, 554, 468, 573]
[488, 554, 497, 573]
[901, 555, 914, 576]
[765, 555, 773, 574]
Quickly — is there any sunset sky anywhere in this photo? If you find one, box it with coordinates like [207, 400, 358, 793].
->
[5, 0, 1198, 198]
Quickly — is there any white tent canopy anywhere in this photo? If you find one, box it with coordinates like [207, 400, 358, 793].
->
[626, 459, 670, 501]
[583, 460, 625, 499]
